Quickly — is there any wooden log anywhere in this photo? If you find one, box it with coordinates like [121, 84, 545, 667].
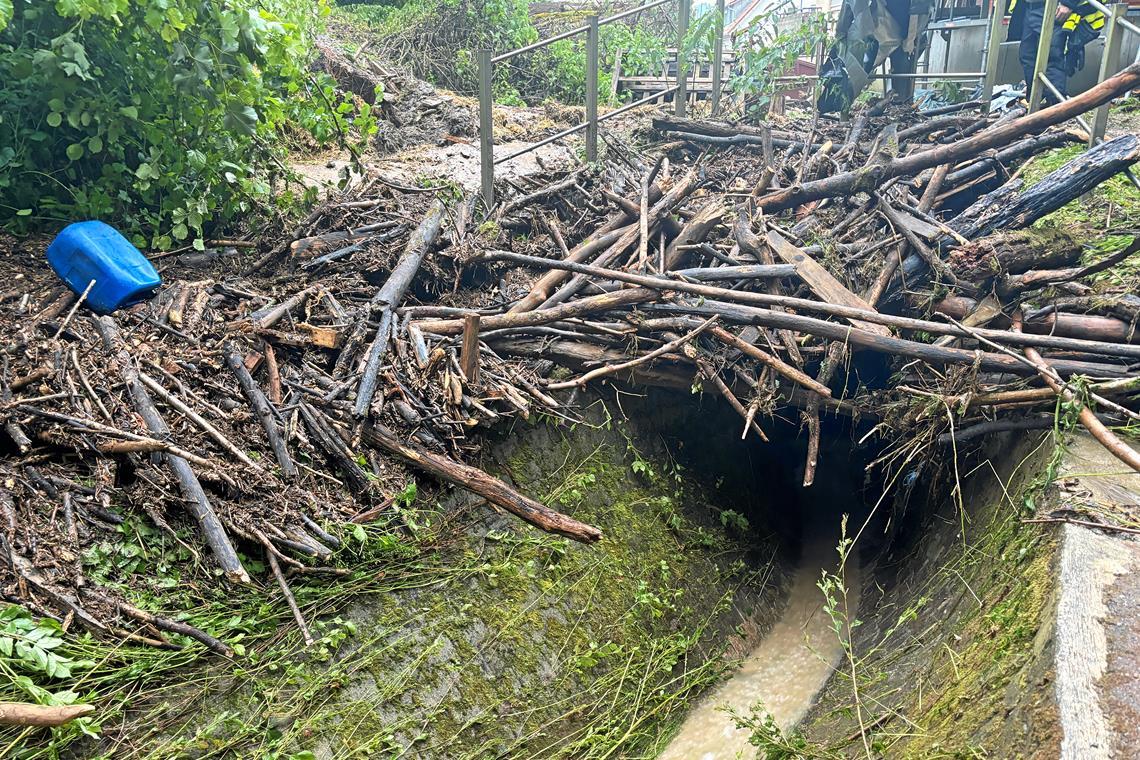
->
[94, 318, 249, 584]
[140, 372, 265, 473]
[708, 325, 831, 397]
[460, 314, 481, 383]
[923, 130, 1080, 192]
[734, 213, 804, 365]
[509, 225, 633, 313]
[546, 316, 718, 390]
[432, 252, 1140, 359]
[224, 342, 297, 478]
[649, 300, 1131, 378]
[540, 171, 702, 307]
[298, 402, 373, 497]
[0, 703, 95, 727]
[418, 287, 657, 336]
[936, 296, 1140, 344]
[360, 423, 602, 542]
[662, 199, 725, 271]
[510, 181, 667, 314]
[953, 134, 1140, 238]
[1017, 319, 1140, 473]
[253, 286, 318, 329]
[650, 116, 801, 143]
[354, 199, 448, 417]
[946, 228, 1082, 283]
[754, 64, 1140, 213]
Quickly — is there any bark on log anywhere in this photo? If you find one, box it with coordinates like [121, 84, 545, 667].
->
[540, 171, 701, 307]
[224, 343, 297, 478]
[936, 296, 1140, 344]
[946, 228, 1082, 283]
[651, 300, 1130, 378]
[766, 230, 891, 336]
[446, 251, 1140, 360]
[753, 64, 1140, 213]
[354, 199, 448, 417]
[953, 133, 1140, 238]
[510, 182, 668, 314]
[923, 130, 1080, 192]
[360, 423, 602, 542]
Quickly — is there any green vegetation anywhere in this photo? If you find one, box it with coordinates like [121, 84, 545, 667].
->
[0, 0, 375, 248]
[783, 435, 1062, 757]
[339, 0, 725, 108]
[0, 415, 780, 759]
[1020, 143, 1140, 291]
[728, 6, 828, 118]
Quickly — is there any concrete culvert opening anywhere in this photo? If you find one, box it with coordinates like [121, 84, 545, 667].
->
[524, 387, 1068, 759]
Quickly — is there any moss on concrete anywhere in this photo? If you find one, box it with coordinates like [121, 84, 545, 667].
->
[114, 398, 786, 759]
[794, 433, 1063, 758]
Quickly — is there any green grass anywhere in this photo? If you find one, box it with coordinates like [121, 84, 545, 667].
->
[1019, 144, 1140, 291]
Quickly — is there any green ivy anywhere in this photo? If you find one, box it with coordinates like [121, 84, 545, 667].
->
[0, 0, 377, 248]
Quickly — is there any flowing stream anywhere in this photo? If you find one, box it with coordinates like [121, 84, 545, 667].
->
[659, 532, 861, 760]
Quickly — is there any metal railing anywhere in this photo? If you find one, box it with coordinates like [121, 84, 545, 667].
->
[478, 0, 703, 208]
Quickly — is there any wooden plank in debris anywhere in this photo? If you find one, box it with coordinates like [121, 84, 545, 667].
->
[765, 230, 891, 336]
[460, 314, 480, 383]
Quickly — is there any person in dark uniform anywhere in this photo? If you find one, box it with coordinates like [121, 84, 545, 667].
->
[1010, 0, 1105, 102]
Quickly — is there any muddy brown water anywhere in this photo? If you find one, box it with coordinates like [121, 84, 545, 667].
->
[659, 532, 860, 759]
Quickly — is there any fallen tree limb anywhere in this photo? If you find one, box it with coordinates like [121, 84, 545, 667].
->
[953, 133, 1140, 238]
[94, 318, 250, 585]
[546, 316, 718, 390]
[360, 423, 602, 543]
[1016, 316, 1140, 473]
[708, 325, 832, 398]
[444, 251, 1140, 360]
[224, 342, 297, 478]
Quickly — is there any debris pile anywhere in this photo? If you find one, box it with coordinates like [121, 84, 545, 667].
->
[2, 65, 1140, 651]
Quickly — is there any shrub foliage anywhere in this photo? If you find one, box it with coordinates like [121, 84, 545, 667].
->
[0, 0, 375, 248]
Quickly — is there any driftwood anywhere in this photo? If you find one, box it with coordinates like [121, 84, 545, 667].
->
[354, 199, 448, 416]
[953, 134, 1140, 239]
[754, 64, 1140, 213]
[360, 423, 602, 542]
[224, 342, 297, 478]
[947, 228, 1082, 284]
[0, 702, 95, 727]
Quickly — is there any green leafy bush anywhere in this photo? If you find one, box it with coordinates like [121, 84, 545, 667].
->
[0, 0, 375, 248]
[728, 4, 828, 118]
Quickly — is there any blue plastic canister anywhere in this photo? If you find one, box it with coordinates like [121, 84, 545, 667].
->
[45, 221, 162, 314]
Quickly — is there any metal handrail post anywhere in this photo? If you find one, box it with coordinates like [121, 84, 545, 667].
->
[981, 0, 1006, 107]
[675, 0, 691, 117]
[1028, 0, 1059, 112]
[478, 49, 494, 209]
[711, 0, 725, 115]
[1091, 3, 1127, 146]
[586, 15, 599, 162]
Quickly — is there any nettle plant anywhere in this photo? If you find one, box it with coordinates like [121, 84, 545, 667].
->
[0, 0, 376, 249]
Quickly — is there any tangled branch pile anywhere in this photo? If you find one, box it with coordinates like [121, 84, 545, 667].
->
[2, 64, 1140, 655]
